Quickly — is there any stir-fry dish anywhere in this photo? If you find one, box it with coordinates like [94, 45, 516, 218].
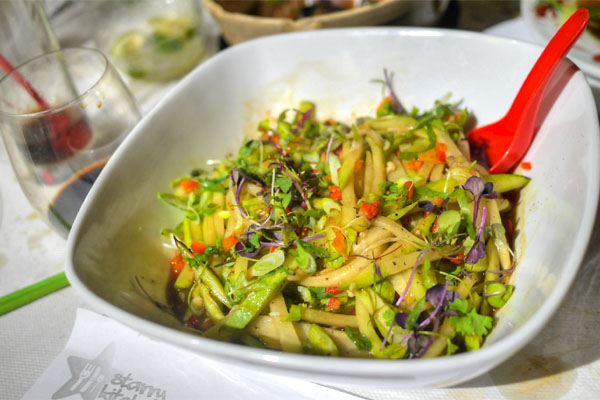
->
[536, 0, 600, 40]
[156, 71, 529, 359]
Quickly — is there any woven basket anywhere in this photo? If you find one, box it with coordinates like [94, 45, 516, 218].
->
[203, 0, 415, 44]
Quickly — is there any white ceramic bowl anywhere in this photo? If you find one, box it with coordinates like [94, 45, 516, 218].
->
[66, 28, 600, 388]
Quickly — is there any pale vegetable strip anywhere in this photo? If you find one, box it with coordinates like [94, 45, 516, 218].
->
[269, 293, 303, 353]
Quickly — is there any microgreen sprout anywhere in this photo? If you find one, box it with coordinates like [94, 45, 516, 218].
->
[465, 206, 487, 264]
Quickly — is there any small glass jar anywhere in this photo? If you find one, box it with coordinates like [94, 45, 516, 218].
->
[94, 0, 207, 82]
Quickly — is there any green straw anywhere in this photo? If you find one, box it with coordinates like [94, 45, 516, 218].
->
[0, 272, 70, 316]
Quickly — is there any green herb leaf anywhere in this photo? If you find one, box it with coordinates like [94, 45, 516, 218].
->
[276, 176, 293, 193]
[345, 325, 372, 351]
[295, 241, 317, 274]
[449, 298, 493, 337]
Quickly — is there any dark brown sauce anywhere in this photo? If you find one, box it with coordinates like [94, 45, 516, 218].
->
[47, 159, 106, 234]
[23, 110, 91, 165]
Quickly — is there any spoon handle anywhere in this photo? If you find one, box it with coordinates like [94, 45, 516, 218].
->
[504, 8, 588, 128]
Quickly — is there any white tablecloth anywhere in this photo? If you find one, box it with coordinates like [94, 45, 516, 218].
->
[2, 17, 600, 400]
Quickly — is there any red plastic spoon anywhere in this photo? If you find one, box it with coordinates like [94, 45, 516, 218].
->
[468, 8, 589, 174]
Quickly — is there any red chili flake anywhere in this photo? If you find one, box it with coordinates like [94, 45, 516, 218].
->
[327, 297, 342, 310]
[325, 287, 342, 295]
[329, 185, 342, 200]
[403, 181, 414, 200]
[222, 235, 238, 252]
[406, 160, 424, 172]
[436, 142, 447, 162]
[191, 241, 207, 255]
[594, 54, 600, 63]
[270, 246, 278, 253]
[181, 179, 199, 193]
[521, 161, 532, 170]
[450, 253, 465, 265]
[431, 216, 440, 234]
[285, 207, 291, 214]
[301, 226, 310, 237]
[361, 201, 380, 219]
[335, 146, 343, 159]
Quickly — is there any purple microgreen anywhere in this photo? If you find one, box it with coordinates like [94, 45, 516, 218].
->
[281, 167, 311, 209]
[351, 244, 404, 263]
[383, 68, 406, 114]
[483, 182, 497, 197]
[394, 312, 409, 329]
[254, 207, 274, 230]
[374, 257, 382, 279]
[377, 244, 404, 260]
[231, 171, 249, 220]
[418, 201, 436, 213]
[465, 241, 486, 264]
[297, 108, 312, 130]
[407, 334, 431, 358]
[418, 280, 449, 329]
[465, 206, 487, 264]
[380, 323, 395, 349]
[424, 281, 459, 308]
[463, 177, 497, 234]
[463, 176, 485, 196]
[441, 309, 459, 318]
[325, 133, 335, 163]
[395, 249, 429, 306]
[235, 240, 261, 258]
[440, 198, 450, 211]
[298, 234, 325, 243]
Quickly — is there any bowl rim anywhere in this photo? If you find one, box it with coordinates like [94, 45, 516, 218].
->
[66, 26, 600, 384]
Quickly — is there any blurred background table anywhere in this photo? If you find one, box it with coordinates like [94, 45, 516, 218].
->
[3, 1, 600, 399]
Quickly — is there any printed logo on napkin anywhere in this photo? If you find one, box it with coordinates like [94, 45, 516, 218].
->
[23, 308, 359, 400]
[52, 343, 166, 400]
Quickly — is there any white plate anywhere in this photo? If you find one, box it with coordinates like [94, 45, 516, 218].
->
[521, 0, 600, 80]
[66, 27, 600, 389]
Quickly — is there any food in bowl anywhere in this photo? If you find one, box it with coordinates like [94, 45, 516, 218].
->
[217, 0, 383, 20]
[154, 72, 530, 359]
[535, 0, 600, 40]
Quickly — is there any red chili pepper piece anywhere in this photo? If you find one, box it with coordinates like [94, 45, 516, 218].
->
[403, 181, 414, 200]
[325, 287, 342, 295]
[361, 201, 380, 219]
[521, 161, 532, 170]
[327, 297, 342, 311]
[222, 235, 238, 252]
[329, 185, 342, 200]
[436, 142, 447, 162]
[181, 179, 199, 193]
[191, 241, 207, 255]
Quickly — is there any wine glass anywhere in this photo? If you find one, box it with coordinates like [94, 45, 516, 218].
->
[93, 0, 207, 82]
[0, 47, 141, 238]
